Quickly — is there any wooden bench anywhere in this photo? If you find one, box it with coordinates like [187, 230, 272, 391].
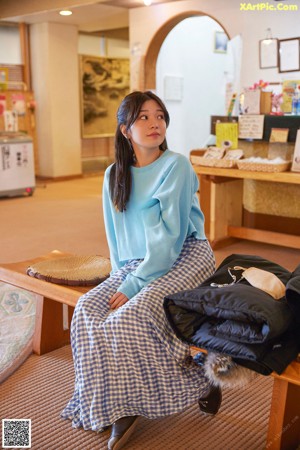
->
[0, 251, 83, 355]
[0, 251, 299, 449]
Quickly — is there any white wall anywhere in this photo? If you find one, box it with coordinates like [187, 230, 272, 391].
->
[130, 0, 300, 88]
[30, 22, 82, 177]
[78, 34, 130, 59]
[156, 16, 228, 157]
[0, 26, 21, 64]
[0, 26, 129, 177]
[130, 0, 300, 156]
[78, 34, 106, 57]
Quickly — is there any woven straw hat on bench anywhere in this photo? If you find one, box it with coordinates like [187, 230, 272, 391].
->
[27, 255, 111, 286]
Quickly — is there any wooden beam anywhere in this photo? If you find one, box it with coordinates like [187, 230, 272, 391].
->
[19, 22, 31, 90]
[228, 226, 300, 250]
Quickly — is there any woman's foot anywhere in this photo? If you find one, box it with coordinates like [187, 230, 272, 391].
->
[107, 416, 139, 450]
[198, 385, 222, 415]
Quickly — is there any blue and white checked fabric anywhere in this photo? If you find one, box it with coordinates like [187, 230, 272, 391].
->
[61, 237, 215, 431]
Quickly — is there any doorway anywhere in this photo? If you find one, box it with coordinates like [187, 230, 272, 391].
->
[143, 13, 240, 158]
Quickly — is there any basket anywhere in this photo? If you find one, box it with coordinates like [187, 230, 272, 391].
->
[237, 160, 291, 173]
[190, 156, 216, 167]
[190, 156, 239, 168]
[191, 148, 244, 169]
[213, 159, 239, 168]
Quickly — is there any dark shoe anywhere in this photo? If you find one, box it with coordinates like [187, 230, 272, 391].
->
[198, 385, 222, 415]
[107, 416, 139, 450]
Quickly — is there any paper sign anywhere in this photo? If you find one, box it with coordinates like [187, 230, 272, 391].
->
[292, 129, 300, 172]
[215, 122, 238, 149]
[4, 110, 18, 132]
[238, 115, 264, 139]
[242, 89, 260, 114]
[269, 128, 289, 143]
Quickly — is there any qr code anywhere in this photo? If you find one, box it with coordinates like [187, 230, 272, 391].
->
[2, 419, 31, 448]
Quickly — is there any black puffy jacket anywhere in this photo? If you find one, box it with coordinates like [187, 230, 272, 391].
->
[164, 254, 300, 376]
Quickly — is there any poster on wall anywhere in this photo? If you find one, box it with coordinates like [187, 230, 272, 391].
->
[80, 55, 130, 138]
[282, 79, 300, 113]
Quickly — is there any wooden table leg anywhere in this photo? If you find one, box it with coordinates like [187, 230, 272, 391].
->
[33, 295, 74, 355]
[210, 179, 243, 245]
[266, 378, 300, 449]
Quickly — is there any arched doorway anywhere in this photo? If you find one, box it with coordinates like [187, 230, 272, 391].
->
[142, 12, 235, 158]
[143, 11, 230, 90]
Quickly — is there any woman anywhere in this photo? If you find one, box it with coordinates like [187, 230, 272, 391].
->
[62, 91, 217, 449]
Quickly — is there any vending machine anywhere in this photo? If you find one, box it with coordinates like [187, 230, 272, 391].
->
[0, 132, 35, 198]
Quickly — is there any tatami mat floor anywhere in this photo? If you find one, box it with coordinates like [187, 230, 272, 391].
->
[0, 345, 274, 450]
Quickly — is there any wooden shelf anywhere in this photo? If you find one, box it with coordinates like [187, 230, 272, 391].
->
[193, 165, 300, 184]
[192, 165, 300, 249]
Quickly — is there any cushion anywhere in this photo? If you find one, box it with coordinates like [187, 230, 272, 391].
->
[27, 255, 111, 286]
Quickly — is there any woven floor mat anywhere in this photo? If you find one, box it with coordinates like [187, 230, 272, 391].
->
[0, 345, 274, 450]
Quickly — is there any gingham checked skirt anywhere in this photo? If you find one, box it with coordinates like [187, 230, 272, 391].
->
[61, 237, 215, 431]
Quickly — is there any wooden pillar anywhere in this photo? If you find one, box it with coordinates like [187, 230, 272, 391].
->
[19, 22, 31, 91]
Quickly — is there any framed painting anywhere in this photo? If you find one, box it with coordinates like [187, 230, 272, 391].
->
[80, 55, 130, 138]
[214, 31, 228, 53]
[259, 38, 278, 69]
[278, 38, 300, 73]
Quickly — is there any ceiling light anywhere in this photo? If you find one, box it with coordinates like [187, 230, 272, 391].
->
[59, 10, 72, 16]
[143, 0, 152, 5]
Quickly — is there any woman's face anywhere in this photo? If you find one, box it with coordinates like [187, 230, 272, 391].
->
[125, 99, 166, 151]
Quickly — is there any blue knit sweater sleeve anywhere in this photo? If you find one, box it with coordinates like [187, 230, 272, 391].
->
[102, 168, 125, 273]
[117, 154, 203, 299]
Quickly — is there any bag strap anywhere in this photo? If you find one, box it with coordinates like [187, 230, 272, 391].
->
[210, 267, 245, 288]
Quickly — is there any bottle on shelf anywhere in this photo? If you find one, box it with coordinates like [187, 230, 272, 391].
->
[292, 85, 300, 115]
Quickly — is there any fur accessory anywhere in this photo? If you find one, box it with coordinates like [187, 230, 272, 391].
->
[203, 352, 257, 389]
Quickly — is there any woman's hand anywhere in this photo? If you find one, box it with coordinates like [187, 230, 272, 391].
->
[109, 292, 129, 309]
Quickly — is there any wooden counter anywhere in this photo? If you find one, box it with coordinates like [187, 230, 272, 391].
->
[192, 165, 300, 249]
[193, 165, 300, 183]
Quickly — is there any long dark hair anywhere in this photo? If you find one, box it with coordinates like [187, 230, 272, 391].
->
[109, 90, 170, 212]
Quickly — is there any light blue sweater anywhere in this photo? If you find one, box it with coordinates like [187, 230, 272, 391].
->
[102, 149, 206, 299]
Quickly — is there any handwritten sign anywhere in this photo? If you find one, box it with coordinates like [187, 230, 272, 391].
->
[238, 115, 264, 140]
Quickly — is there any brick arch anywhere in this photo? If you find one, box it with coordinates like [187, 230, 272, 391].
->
[143, 11, 230, 90]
